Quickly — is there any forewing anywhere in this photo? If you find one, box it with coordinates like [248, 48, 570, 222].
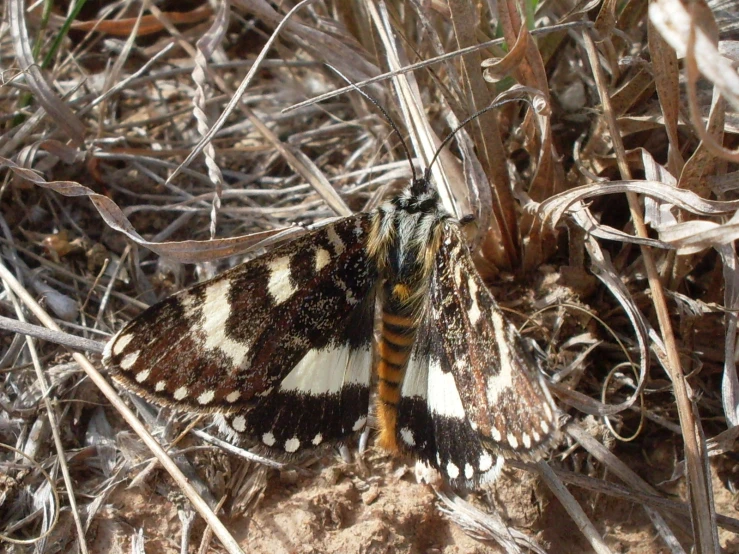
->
[430, 223, 558, 459]
[104, 214, 377, 450]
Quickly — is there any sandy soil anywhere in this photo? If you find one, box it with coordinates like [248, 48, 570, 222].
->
[78, 442, 739, 554]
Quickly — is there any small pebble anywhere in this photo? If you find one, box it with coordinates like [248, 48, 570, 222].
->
[362, 485, 380, 505]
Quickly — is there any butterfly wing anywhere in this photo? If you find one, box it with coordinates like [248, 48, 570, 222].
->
[395, 313, 504, 487]
[395, 222, 558, 487]
[104, 214, 378, 452]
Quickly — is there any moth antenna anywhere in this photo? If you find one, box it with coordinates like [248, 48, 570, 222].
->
[325, 64, 418, 184]
[424, 98, 533, 182]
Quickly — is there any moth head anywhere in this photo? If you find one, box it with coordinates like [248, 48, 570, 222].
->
[393, 177, 443, 216]
[410, 176, 431, 197]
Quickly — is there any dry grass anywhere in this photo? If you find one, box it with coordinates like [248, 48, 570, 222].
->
[1, 0, 739, 553]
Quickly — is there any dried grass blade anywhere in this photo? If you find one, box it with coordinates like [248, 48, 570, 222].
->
[647, 19, 685, 173]
[583, 27, 719, 550]
[649, 0, 739, 113]
[367, 1, 463, 218]
[8, 0, 85, 144]
[718, 244, 739, 426]
[535, 461, 613, 554]
[0, 316, 103, 353]
[0, 157, 285, 263]
[551, 238, 649, 418]
[567, 425, 687, 552]
[282, 22, 593, 114]
[436, 491, 543, 554]
[192, 0, 231, 239]
[520, 460, 739, 534]
[241, 108, 352, 217]
[537, 180, 739, 232]
[450, 0, 522, 269]
[69, 5, 213, 36]
[569, 204, 669, 248]
[657, 215, 739, 254]
[3, 278, 89, 552]
[169, 0, 318, 183]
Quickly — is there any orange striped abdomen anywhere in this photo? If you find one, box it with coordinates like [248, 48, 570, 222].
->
[376, 309, 417, 451]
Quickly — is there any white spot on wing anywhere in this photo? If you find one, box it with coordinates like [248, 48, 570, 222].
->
[262, 432, 275, 446]
[479, 451, 493, 472]
[522, 432, 531, 449]
[400, 427, 415, 446]
[174, 386, 188, 400]
[447, 461, 460, 479]
[197, 390, 215, 405]
[454, 263, 463, 288]
[314, 247, 331, 272]
[485, 312, 516, 405]
[120, 351, 140, 370]
[427, 359, 465, 419]
[232, 415, 246, 432]
[477, 454, 504, 485]
[400, 351, 429, 400]
[540, 420, 550, 434]
[491, 426, 502, 442]
[544, 402, 554, 422]
[267, 255, 297, 305]
[285, 437, 300, 453]
[112, 333, 133, 356]
[225, 391, 241, 403]
[201, 279, 251, 366]
[134, 368, 150, 383]
[353, 416, 367, 431]
[312, 433, 323, 445]
[326, 225, 346, 255]
[465, 463, 474, 480]
[467, 277, 481, 325]
[279, 345, 371, 394]
[155, 381, 166, 392]
[507, 433, 519, 449]
[333, 277, 358, 305]
[344, 281, 358, 304]
[179, 291, 201, 318]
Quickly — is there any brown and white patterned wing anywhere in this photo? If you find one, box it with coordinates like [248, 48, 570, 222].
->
[431, 223, 558, 459]
[104, 214, 377, 453]
[394, 222, 558, 487]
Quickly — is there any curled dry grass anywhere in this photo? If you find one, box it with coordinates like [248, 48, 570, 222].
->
[1, 0, 739, 552]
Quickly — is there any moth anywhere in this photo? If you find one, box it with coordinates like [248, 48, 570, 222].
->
[103, 126, 558, 489]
